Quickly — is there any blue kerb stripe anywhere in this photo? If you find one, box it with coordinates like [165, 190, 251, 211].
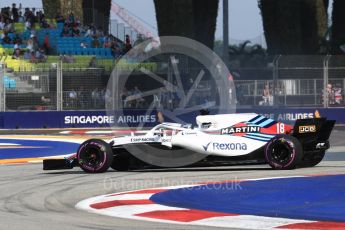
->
[0, 139, 79, 159]
[150, 175, 345, 222]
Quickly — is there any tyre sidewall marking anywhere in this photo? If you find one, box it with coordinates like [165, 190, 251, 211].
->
[77, 141, 107, 172]
[265, 137, 296, 168]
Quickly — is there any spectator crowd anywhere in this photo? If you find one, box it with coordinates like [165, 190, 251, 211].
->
[56, 10, 132, 58]
[1, 4, 54, 62]
[1, 3, 138, 63]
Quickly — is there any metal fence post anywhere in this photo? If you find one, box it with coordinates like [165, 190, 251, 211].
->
[254, 80, 257, 105]
[323, 55, 331, 108]
[223, 0, 229, 65]
[56, 61, 63, 111]
[0, 63, 5, 112]
[273, 55, 282, 106]
[314, 79, 317, 106]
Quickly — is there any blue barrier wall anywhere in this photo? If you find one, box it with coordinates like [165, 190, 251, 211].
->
[0, 110, 159, 129]
[0, 108, 344, 129]
[237, 108, 345, 125]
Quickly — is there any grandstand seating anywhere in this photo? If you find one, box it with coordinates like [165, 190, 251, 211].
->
[96, 59, 158, 72]
[4, 76, 16, 89]
[14, 23, 25, 33]
[1, 20, 113, 59]
[56, 37, 112, 58]
[0, 53, 157, 72]
[0, 20, 158, 72]
[1, 55, 94, 71]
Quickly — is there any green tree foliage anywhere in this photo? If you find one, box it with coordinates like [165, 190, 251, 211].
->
[259, 0, 328, 55]
[154, 0, 219, 49]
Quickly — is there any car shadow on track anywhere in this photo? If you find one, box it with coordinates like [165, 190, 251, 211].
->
[43, 171, 95, 175]
[42, 164, 345, 174]
[132, 167, 272, 173]
[42, 166, 272, 174]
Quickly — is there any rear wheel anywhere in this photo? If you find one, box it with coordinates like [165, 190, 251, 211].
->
[265, 135, 303, 170]
[77, 139, 113, 173]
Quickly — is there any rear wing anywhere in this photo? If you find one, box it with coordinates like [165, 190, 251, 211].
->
[292, 118, 335, 150]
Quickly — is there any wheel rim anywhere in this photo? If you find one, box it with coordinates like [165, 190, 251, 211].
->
[270, 142, 292, 165]
[80, 146, 104, 168]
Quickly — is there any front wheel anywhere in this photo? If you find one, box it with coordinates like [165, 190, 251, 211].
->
[265, 135, 303, 170]
[77, 139, 113, 173]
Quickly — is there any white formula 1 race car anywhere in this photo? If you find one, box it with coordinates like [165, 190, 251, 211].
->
[43, 113, 335, 173]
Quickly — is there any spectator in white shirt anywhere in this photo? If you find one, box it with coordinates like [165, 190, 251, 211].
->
[25, 19, 31, 30]
[80, 42, 87, 48]
[18, 12, 25, 23]
[0, 20, 5, 30]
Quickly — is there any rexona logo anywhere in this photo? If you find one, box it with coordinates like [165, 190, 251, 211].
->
[299, 125, 316, 133]
[221, 126, 261, 135]
[202, 142, 247, 151]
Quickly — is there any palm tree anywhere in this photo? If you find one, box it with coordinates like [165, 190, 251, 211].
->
[82, 0, 111, 33]
[43, 0, 84, 23]
[43, 0, 111, 33]
[228, 41, 269, 68]
[331, 0, 345, 53]
[154, 0, 219, 49]
[42, 0, 62, 19]
[44, 0, 217, 48]
[259, 0, 328, 55]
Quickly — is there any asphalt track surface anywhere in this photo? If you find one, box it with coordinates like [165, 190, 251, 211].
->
[0, 130, 344, 230]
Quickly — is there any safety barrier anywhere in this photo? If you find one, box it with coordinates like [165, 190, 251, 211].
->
[0, 108, 343, 129]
